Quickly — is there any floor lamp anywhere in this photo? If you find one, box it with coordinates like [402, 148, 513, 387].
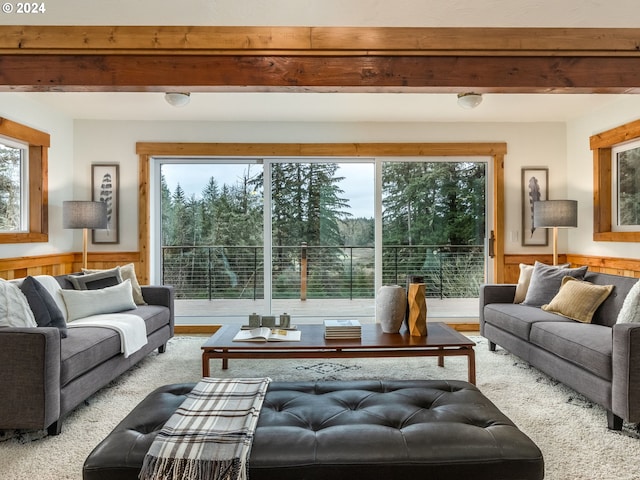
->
[63, 201, 108, 270]
[533, 200, 578, 266]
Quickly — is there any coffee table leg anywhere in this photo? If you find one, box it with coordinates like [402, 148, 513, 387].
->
[222, 357, 228, 370]
[468, 348, 476, 385]
[202, 353, 210, 377]
[438, 347, 444, 367]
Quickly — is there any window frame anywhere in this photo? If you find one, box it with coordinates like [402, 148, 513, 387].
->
[590, 118, 640, 242]
[0, 117, 49, 244]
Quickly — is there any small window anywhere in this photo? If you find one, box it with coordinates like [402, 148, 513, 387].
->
[612, 139, 640, 231]
[0, 136, 29, 232]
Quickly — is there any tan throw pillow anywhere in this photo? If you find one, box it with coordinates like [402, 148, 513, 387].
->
[542, 276, 614, 323]
[514, 262, 570, 304]
[83, 263, 146, 305]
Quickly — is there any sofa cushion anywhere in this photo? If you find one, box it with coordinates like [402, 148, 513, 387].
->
[60, 326, 122, 386]
[529, 321, 612, 380]
[132, 305, 171, 336]
[0, 278, 37, 328]
[83, 264, 146, 305]
[616, 279, 640, 324]
[514, 262, 569, 304]
[19, 276, 68, 337]
[522, 262, 588, 307]
[542, 277, 613, 323]
[61, 280, 137, 321]
[68, 268, 123, 290]
[483, 303, 572, 341]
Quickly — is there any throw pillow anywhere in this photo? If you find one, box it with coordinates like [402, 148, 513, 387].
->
[83, 263, 146, 305]
[68, 267, 123, 290]
[542, 276, 614, 323]
[19, 276, 68, 337]
[0, 278, 37, 328]
[521, 261, 588, 308]
[616, 279, 640, 324]
[513, 262, 570, 304]
[60, 279, 137, 321]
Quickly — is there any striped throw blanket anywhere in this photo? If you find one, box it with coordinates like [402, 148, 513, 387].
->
[139, 377, 271, 480]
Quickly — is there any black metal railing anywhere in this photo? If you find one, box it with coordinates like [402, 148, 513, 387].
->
[162, 244, 485, 300]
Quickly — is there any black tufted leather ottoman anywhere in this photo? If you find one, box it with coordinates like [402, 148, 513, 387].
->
[83, 380, 544, 480]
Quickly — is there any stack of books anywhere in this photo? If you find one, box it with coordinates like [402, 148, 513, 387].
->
[324, 319, 362, 339]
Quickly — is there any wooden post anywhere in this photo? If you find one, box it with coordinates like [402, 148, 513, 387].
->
[300, 242, 307, 301]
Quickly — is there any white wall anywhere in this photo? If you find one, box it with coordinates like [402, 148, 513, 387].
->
[73, 119, 566, 255]
[0, 93, 76, 258]
[567, 96, 640, 259]
[0, 0, 636, 27]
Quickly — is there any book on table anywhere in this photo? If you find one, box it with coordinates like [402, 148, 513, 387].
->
[324, 319, 362, 339]
[232, 327, 302, 342]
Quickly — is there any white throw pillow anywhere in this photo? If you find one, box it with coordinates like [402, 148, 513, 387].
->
[616, 279, 640, 324]
[0, 278, 37, 327]
[61, 279, 137, 321]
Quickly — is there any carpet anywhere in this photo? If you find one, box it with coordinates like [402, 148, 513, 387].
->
[2, 335, 640, 479]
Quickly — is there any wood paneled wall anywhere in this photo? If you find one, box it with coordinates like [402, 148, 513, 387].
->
[0, 252, 142, 280]
[503, 254, 640, 284]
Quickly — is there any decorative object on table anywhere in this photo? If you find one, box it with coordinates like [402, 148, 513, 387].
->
[376, 285, 406, 333]
[279, 313, 291, 328]
[91, 164, 119, 244]
[407, 282, 427, 336]
[405, 275, 425, 326]
[323, 319, 362, 339]
[533, 199, 578, 266]
[62, 201, 108, 269]
[248, 313, 261, 328]
[521, 167, 549, 246]
[261, 315, 276, 327]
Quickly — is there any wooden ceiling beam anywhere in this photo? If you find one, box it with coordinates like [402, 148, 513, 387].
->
[0, 26, 639, 93]
[1, 54, 639, 93]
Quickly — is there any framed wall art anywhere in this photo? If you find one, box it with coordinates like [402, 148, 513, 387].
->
[91, 164, 119, 244]
[521, 167, 548, 246]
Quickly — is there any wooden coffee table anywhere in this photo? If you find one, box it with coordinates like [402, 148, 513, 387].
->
[201, 322, 476, 384]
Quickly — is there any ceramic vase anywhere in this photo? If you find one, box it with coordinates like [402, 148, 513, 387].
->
[408, 282, 427, 336]
[376, 285, 406, 333]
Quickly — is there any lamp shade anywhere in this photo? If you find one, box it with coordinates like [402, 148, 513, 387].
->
[533, 200, 578, 228]
[63, 201, 108, 229]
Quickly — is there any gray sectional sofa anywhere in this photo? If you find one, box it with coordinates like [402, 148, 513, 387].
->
[480, 265, 640, 430]
[0, 272, 174, 435]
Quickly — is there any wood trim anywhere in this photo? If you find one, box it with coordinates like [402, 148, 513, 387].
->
[137, 141, 506, 287]
[2, 26, 640, 56]
[591, 120, 640, 242]
[0, 117, 49, 244]
[2, 27, 640, 93]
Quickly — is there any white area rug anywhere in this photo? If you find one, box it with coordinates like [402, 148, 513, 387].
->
[2, 335, 640, 479]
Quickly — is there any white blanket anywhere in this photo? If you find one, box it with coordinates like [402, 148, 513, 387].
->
[67, 313, 148, 357]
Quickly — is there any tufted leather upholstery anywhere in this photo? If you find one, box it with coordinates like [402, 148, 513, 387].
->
[83, 380, 543, 480]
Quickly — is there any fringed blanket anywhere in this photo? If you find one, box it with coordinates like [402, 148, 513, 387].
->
[139, 377, 271, 480]
[67, 313, 147, 358]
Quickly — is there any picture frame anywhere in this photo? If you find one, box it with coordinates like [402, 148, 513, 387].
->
[521, 167, 548, 246]
[91, 164, 119, 244]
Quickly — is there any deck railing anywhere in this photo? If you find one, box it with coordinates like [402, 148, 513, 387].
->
[162, 244, 485, 301]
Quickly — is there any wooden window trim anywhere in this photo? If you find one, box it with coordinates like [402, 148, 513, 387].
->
[590, 119, 640, 242]
[0, 117, 49, 243]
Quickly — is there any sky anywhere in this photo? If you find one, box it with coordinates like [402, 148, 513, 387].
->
[161, 162, 375, 218]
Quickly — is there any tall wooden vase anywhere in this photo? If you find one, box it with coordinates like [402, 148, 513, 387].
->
[408, 282, 427, 336]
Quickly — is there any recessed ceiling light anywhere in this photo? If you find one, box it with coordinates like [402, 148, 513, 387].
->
[164, 92, 191, 107]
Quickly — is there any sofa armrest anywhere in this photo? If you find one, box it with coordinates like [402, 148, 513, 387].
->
[479, 284, 517, 335]
[141, 285, 175, 335]
[612, 323, 640, 423]
[0, 327, 61, 431]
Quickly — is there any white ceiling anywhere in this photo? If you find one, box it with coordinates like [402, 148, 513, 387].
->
[18, 92, 627, 123]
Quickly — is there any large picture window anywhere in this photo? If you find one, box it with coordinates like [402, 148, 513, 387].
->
[0, 117, 50, 244]
[0, 137, 28, 232]
[612, 140, 640, 231]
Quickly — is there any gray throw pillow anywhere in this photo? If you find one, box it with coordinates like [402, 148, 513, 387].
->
[521, 261, 588, 308]
[19, 276, 68, 337]
[68, 267, 123, 290]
